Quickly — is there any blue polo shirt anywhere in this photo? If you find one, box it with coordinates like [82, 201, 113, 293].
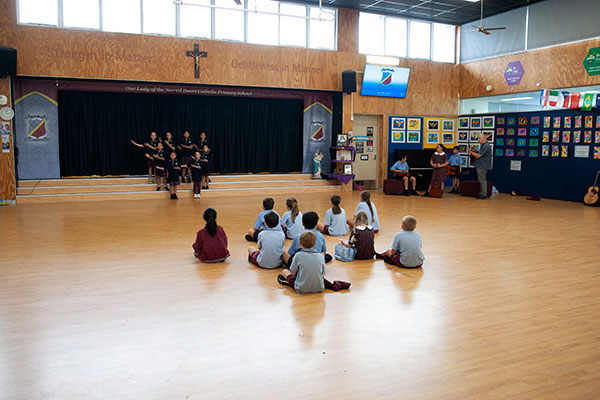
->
[287, 229, 327, 255]
[257, 228, 285, 269]
[324, 208, 348, 236]
[253, 210, 283, 231]
[281, 210, 303, 239]
[290, 250, 326, 294]
[391, 160, 409, 172]
[391, 230, 425, 267]
[354, 201, 380, 231]
[448, 153, 461, 167]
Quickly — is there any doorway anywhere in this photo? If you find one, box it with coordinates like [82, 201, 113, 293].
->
[352, 114, 380, 188]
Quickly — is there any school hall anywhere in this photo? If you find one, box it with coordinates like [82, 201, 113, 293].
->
[0, 0, 599, 399]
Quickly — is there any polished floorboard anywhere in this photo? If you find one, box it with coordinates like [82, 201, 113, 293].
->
[1, 191, 599, 399]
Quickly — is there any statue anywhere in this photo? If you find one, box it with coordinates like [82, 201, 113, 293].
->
[312, 149, 323, 179]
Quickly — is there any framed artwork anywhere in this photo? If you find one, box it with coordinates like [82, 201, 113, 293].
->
[517, 149, 526, 157]
[517, 138, 526, 146]
[529, 139, 539, 147]
[442, 119, 455, 132]
[596, 116, 600, 129]
[561, 145, 568, 157]
[562, 131, 570, 143]
[506, 148, 514, 157]
[426, 132, 440, 144]
[530, 128, 539, 136]
[542, 145, 550, 156]
[595, 131, 600, 143]
[470, 131, 480, 141]
[529, 149, 538, 157]
[542, 131, 550, 142]
[595, 147, 600, 159]
[482, 130, 494, 141]
[470, 143, 480, 152]
[585, 115, 593, 128]
[496, 127, 505, 135]
[518, 117, 528, 125]
[531, 116, 540, 125]
[552, 130, 560, 142]
[427, 119, 440, 131]
[391, 117, 406, 130]
[457, 144, 468, 153]
[344, 164, 353, 174]
[564, 116, 572, 129]
[584, 131, 592, 143]
[457, 131, 469, 142]
[553, 117, 561, 128]
[508, 117, 516, 125]
[496, 138, 505, 146]
[337, 134, 348, 146]
[407, 131, 420, 143]
[507, 128, 516, 135]
[497, 117, 505, 125]
[442, 133, 454, 144]
[470, 117, 482, 129]
[551, 145, 559, 157]
[507, 138, 515, 146]
[458, 117, 470, 129]
[573, 131, 581, 143]
[495, 148, 503, 156]
[391, 130, 405, 143]
[460, 155, 469, 167]
[574, 116, 582, 128]
[483, 116, 495, 128]
[518, 128, 527, 136]
[543, 116, 551, 128]
[408, 118, 421, 130]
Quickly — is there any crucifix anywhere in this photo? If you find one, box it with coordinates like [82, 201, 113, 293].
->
[186, 44, 207, 79]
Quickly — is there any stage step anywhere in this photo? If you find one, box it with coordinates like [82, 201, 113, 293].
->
[16, 174, 341, 203]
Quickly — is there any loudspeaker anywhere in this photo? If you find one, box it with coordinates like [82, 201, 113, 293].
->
[342, 70, 356, 94]
[0, 47, 17, 77]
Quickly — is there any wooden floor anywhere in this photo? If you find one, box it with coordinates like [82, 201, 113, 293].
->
[1, 191, 599, 399]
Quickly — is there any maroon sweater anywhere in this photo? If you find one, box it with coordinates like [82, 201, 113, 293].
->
[192, 225, 230, 262]
[350, 226, 375, 259]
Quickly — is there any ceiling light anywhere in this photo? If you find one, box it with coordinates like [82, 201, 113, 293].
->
[500, 97, 534, 102]
[464, 0, 480, 2]
[365, 55, 400, 66]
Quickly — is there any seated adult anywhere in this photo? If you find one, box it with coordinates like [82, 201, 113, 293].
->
[390, 155, 417, 197]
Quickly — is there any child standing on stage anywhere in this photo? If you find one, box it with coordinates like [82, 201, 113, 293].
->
[317, 194, 348, 236]
[153, 142, 167, 191]
[190, 150, 203, 199]
[179, 130, 194, 183]
[448, 146, 462, 194]
[193, 208, 230, 263]
[336, 210, 375, 261]
[248, 211, 286, 269]
[163, 131, 176, 159]
[377, 215, 424, 268]
[281, 197, 303, 239]
[141, 131, 159, 183]
[200, 145, 212, 189]
[245, 197, 282, 242]
[197, 132, 208, 152]
[166, 151, 181, 200]
[277, 231, 351, 293]
[283, 211, 332, 265]
[349, 191, 380, 233]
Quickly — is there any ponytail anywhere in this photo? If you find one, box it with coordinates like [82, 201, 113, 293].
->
[361, 191, 374, 223]
[203, 207, 218, 237]
[287, 197, 299, 223]
[331, 194, 342, 215]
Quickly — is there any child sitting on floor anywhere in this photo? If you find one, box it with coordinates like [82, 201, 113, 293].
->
[245, 197, 282, 242]
[281, 197, 303, 240]
[192, 208, 230, 263]
[247, 211, 286, 269]
[277, 231, 351, 293]
[377, 215, 424, 268]
[317, 194, 348, 236]
[335, 210, 375, 261]
[283, 211, 332, 265]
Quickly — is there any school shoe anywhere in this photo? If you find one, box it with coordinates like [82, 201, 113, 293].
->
[170, 193, 175, 199]
[375, 252, 385, 259]
[277, 274, 290, 286]
[404, 191, 410, 197]
[476, 194, 488, 200]
[332, 280, 351, 291]
[245, 234, 257, 242]
[156, 186, 160, 191]
[173, 194, 178, 200]
[410, 190, 418, 195]
[421, 192, 431, 197]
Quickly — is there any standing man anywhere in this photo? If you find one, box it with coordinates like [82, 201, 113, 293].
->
[469, 133, 492, 199]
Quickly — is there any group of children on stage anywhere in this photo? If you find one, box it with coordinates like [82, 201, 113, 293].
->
[191, 191, 425, 295]
[131, 131, 212, 199]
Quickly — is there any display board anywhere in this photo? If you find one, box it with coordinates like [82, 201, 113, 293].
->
[424, 118, 457, 149]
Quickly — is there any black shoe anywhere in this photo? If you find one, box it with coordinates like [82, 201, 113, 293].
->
[248, 255, 253, 263]
[164, 186, 169, 191]
[277, 274, 290, 286]
[156, 186, 160, 191]
[173, 194, 178, 199]
[404, 191, 410, 197]
[421, 192, 431, 197]
[170, 193, 175, 199]
[476, 195, 488, 200]
[410, 190, 418, 195]
[245, 234, 257, 242]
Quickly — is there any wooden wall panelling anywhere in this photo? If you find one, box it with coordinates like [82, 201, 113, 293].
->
[0, 77, 16, 200]
[337, 8, 359, 54]
[460, 37, 600, 99]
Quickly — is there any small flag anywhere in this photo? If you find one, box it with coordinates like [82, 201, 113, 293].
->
[548, 90, 561, 108]
[540, 89, 549, 106]
[581, 93, 597, 111]
[561, 92, 581, 109]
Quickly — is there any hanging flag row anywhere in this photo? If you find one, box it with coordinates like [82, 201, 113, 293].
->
[540, 89, 598, 111]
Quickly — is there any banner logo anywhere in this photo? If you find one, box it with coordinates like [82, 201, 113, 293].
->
[380, 68, 393, 86]
[28, 116, 47, 139]
[310, 121, 324, 141]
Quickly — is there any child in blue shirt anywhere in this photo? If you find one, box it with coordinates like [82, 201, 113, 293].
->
[277, 231, 351, 293]
[248, 211, 286, 269]
[390, 154, 417, 196]
[349, 191, 380, 232]
[283, 211, 332, 266]
[281, 197, 303, 239]
[448, 146, 462, 194]
[317, 194, 348, 236]
[377, 215, 424, 268]
[245, 197, 282, 242]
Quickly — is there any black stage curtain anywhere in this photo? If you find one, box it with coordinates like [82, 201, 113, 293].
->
[58, 90, 304, 176]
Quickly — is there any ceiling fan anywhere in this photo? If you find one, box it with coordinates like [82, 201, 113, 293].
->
[471, 0, 507, 35]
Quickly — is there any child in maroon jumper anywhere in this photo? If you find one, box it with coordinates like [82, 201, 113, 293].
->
[193, 208, 230, 263]
[338, 210, 375, 260]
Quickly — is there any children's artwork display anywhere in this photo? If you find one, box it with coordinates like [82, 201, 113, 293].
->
[561, 145, 568, 157]
[408, 118, 421, 130]
[543, 116, 551, 128]
[552, 131, 560, 142]
[391, 117, 405, 130]
[518, 128, 527, 136]
[497, 117, 505, 125]
[423, 118, 456, 148]
[391, 130, 405, 143]
[542, 145, 549, 156]
[442, 120, 455, 132]
[574, 131, 581, 143]
[585, 116, 593, 128]
[457, 131, 469, 142]
[562, 131, 570, 143]
[456, 144, 468, 153]
[542, 131, 549, 142]
[517, 138, 526, 146]
[519, 117, 528, 125]
[407, 131, 420, 143]
[460, 155, 469, 167]
[442, 133, 454, 145]
[564, 116, 572, 128]
[427, 119, 439, 131]
[584, 131, 592, 144]
[388, 115, 423, 152]
[482, 116, 494, 128]
[458, 117, 469, 129]
[496, 127, 505, 136]
[530, 128, 539, 136]
[595, 147, 600, 159]
[426, 132, 440, 145]
[507, 128, 515, 135]
[553, 117, 561, 128]
[531, 116, 540, 125]
[552, 145, 559, 157]
[470, 117, 482, 129]
[470, 131, 480, 141]
[506, 148, 514, 156]
[529, 139, 538, 147]
[529, 149, 538, 157]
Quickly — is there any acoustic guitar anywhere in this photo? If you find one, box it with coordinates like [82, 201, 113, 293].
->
[584, 170, 600, 206]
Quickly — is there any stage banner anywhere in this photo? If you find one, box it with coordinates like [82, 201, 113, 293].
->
[14, 79, 60, 179]
[303, 94, 333, 174]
